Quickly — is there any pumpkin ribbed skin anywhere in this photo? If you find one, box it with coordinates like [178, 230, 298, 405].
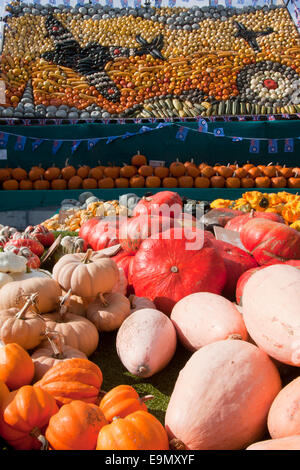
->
[52, 251, 119, 299]
[0, 385, 58, 450]
[225, 212, 285, 233]
[97, 410, 169, 450]
[0, 343, 34, 390]
[79, 217, 120, 251]
[0, 306, 46, 350]
[46, 400, 107, 450]
[132, 191, 182, 218]
[86, 292, 131, 332]
[34, 358, 103, 407]
[132, 228, 227, 315]
[165, 340, 281, 450]
[0, 380, 9, 407]
[100, 385, 149, 422]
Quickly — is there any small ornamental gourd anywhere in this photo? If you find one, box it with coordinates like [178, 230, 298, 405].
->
[52, 250, 119, 299]
[34, 358, 103, 407]
[0, 251, 27, 274]
[0, 385, 58, 450]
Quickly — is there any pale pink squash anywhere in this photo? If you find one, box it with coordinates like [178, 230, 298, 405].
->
[170, 293, 248, 351]
[116, 309, 177, 378]
[246, 435, 300, 450]
[267, 377, 300, 439]
[165, 339, 281, 450]
[242, 264, 300, 365]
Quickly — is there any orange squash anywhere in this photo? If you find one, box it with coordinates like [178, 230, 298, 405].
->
[11, 167, 27, 181]
[145, 176, 161, 188]
[89, 166, 103, 180]
[138, 165, 153, 177]
[115, 177, 129, 188]
[51, 178, 67, 190]
[77, 165, 90, 179]
[194, 176, 210, 188]
[33, 179, 50, 190]
[178, 176, 193, 188]
[216, 165, 233, 179]
[104, 165, 120, 180]
[248, 167, 262, 179]
[67, 175, 82, 190]
[210, 174, 225, 188]
[154, 166, 169, 179]
[226, 174, 241, 188]
[61, 160, 76, 180]
[201, 165, 215, 178]
[255, 176, 271, 188]
[0, 342, 34, 390]
[120, 165, 137, 179]
[169, 160, 186, 178]
[131, 151, 147, 167]
[240, 176, 255, 188]
[263, 163, 277, 178]
[100, 385, 153, 422]
[98, 177, 115, 189]
[162, 177, 178, 188]
[44, 165, 61, 181]
[0, 168, 11, 182]
[19, 179, 33, 190]
[82, 178, 98, 190]
[129, 175, 145, 188]
[3, 179, 19, 190]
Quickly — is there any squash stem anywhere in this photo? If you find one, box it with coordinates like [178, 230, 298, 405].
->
[30, 427, 48, 450]
[98, 293, 108, 307]
[169, 438, 187, 451]
[15, 293, 38, 319]
[82, 249, 93, 264]
[45, 329, 65, 359]
[140, 395, 154, 403]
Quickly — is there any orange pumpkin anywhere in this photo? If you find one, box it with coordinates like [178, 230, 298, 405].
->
[68, 175, 83, 189]
[104, 165, 120, 180]
[0, 385, 58, 450]
[279, 166, 293, 179]
[248, 167, 262, 179]
[77, 165, 90, 179]
[169, 160, 186, 177]
[210, 174, 225, 188]
[178, 176, 194, 188]
[120, 165, 137, 179]
[241, 177, 255, 188]
[186, 165, 200, 178]
[129, 175, 145, 188]
[45, 400, 107, 450]
[44, 165, 61, 181]
[255, 176, 271, 188]
[154, 166, 169, 179]
[11, 167, 27, 181]
[234, 167, 248, 179]
[138, 165, 153, 177]
[226, 173, 241, 188]
[271, 173, 287, 188]
[201, 165, 216, 178]
[51, 178, 67, 190]
[0, 380, 9, 407]
[115, 177, 129, 188]
[194, 176, 210, 188]
[243, 163, 255, 171]
[288, 175, 300, 188]
[61, 160, 76, 180]
[98, 177, 115, 189]
[215, 165, 233, 179]
[34, 358, 103, 406]
[0, 342, 34, 390]
[19, 179, 33, 190]
[0, 168, 11, 182]
[131, 151, 147, 167]
[100, 385, 154, 422]
[162, 177, 178, 188]
[3, 179, 19, 190]
[96, 410, 169, 450]
[82, 178, 98, 190]
[33, 178, 50, 190]
[263, 163, 277, 178]
[28, 165, 45, 181]
[89, 166, 103, 180]
[145, 176, 161, 188]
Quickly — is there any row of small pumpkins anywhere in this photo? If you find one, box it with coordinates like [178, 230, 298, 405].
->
[1, 154, 300, 189]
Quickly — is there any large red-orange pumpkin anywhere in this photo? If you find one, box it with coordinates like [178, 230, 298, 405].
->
[34, 358, 103, 407]
[132, 191, 183, 218]
[225, 211, 285, 232]
[0, 385, 58, 450]
[79, 217, 120, 251]
[131, 228, 227, 315]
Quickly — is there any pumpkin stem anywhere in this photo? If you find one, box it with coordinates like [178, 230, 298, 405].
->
[82, 249, 93, 264]
[138, 366, 148, 375]
[98, 389, 107, 400]
[98, 293, 108, 307]
[140, 394, 154, 404]
[16, 293, 38, 319]
[169, 438, 187, 451]
[44, 329, 65, 359]
[170, 266, 178, 273]
[227, 334, 243, 340]
[30, 427, 48, 450]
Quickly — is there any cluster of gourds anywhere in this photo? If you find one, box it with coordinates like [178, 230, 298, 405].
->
[211, 190, 300, 228]
[1, 155, 300, 190]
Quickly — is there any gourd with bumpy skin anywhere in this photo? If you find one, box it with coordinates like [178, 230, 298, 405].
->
[165, 339, 281, 450]
[170, 292, 248, 351]
[0, 251, 27, 274]
[116, 308, 177, 378]
[86, 292, 131, 332]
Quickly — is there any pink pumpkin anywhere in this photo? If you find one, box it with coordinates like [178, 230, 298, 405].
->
[213, 240, 258, 300]
[225, 211, 285, 233]
[79, 217, 120, 251]
[242, 264, 300, 365]
[132, 191, 183, 218]
[165, 339, 281, 450]
[132, 228, 227, 315]
[170, 292, 248, 351]
[267, 377, 300, 439]
[240, 218, 300, 265]
[246, 436, 300, 450]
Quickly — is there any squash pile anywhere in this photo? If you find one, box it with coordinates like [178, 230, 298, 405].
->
[2, 158, 300, 191]
[1, 189, 300, 450]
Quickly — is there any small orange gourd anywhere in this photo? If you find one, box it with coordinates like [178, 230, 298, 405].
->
[178, 176, 194, 188]
[131, 151, 147, 167]
[194, 176, 210, 188]
[154, 166, 169, 179]
[2, 179, 19, 190]
[138, 165, 153, 177]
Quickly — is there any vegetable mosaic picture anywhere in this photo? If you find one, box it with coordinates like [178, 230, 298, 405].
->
[1, 1, 300, 120]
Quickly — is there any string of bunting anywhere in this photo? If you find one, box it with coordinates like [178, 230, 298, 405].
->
[0, 120, 299, 154]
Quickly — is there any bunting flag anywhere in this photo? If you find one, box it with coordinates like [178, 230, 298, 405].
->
[232, 137, 243, 142]
[268, 139, 278, 154]
[198, 118, 208, 133]
[14, 135, 26, 151]
[284, 138, 294, 153]
[52, 140, 63, 155]
[87, 138, 100, 150]
[175, 126, 189, 141]
[268, 115, 276, 121]
[22, 119, 31, 126]
[0, 132, 8, 148]
[214, 128, 224, 137]
[71, 140, 81, 154]
[106, 135, 119, 144]
[32, 139, 44, 151]
[249, 139, 260, 154]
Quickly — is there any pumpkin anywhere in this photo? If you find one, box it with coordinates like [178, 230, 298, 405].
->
[138, 165, 153, 177]
[271, 172, 287, 188]
[201, 165, 215, 178]
[178, 176, 194, 188]
[44, 165, 61, 181]
[32, 331, 87, 382]
[0, 293, 47, 350]
[129, 175, 145, 188]
[255, 176, 271, 188]
[79, 216, 120, 251]
[242, 264, 300, 365]
[246, 435, 300, 450]
[96, 410, 169, 450]
[169, 160, 186, 177]
[5, 236, 44, 257]
[115, 177, 129, 188]
[210, 175, 225, 188]
[132, 191, 182, 218]
[165, 339, 281, 450]
[267, 377, 300, 440]
[194, 176, 210, 188]
[60, 291, 89, 317]
[288, 175, 300, 188]
[68, 175, 82, 189]
[19, 179, 33, 190]
[99, 385, 153, 423]
[132, 228, 227, 315]
[225, 211, 285, 233]
[240, 176, 255, 188]
[263, 163, 277, 178]
[240, 218, 300, 265]
[28, 165, 45, 181]
[186, 165, 200, 178]
[45, 400, 107, 450]
[61, 160, 76, 180]
[33, 179, 50, 190]
[279, 166, 293, 179]
[82, 178, 97, 190]
[3, 179, 19, 190]
[116, 308, 177, 377]
[51, 178, 67, 190]
[0, 277, 61, 313]
[0, 380, 9, 407]
[234, 167, 248, 179]
[131, 151, 147, 167]
[171, 293, 248, 351]
[154, 166, 169, 179]
[11, 167, 27, 181]
[0, 385, 58, 450]
[216, 165, 233, 179]
[86, 292, 130, 332]
[0, 251, 27, 273]
[25, 225, 55, 247]
[145, 176, 161, 188]
[243, 162, 255, 171]
[111, 267, 127, 296]
[162, 177, 178, 188]
[212, 240, 258, 300]
[52, 250, 119, 299]
[111, 250, 134, 280]
[0, 168, 11, 182]
[226, 174, 240, 188]
[89, 166, 104, 181]
[120, 165, 137, 179]
[34, 358, 103, 407]
[248, 167, 262, 178]
[0, 342, 34, 390]
[77, 165, 90, 179]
